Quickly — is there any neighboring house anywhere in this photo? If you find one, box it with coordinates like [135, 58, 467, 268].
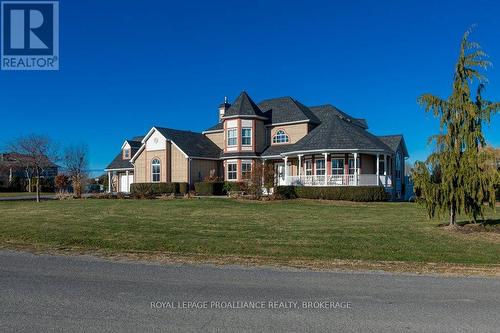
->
[0, 152, 58, 190]
[105, 91, 409, 199]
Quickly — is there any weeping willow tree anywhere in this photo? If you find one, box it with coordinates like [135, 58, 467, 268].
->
[413, 29, 500, 227]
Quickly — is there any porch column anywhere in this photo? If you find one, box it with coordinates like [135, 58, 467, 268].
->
[261, 160, 265, 187]
[107, 171, 112, 193]
[376, 154, 380, 186]
[125, 170, 130, 193]
[283, 156, 288, 185]
[383, 154, 387, 187]
[354, 153, 358, 185]
[298, 155, 302, 178]
[323, 152, 328, 186]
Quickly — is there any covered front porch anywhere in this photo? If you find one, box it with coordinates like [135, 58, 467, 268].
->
[268, 151, 393, 187]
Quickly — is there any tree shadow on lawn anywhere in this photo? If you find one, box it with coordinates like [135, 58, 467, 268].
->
[437, 219, 500, 233]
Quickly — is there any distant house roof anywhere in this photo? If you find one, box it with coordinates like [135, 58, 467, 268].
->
[0, 152, 58, 168]
[154, 127, 221, 159]
[378, 135, 409, 157]
[223, 91, 266, 118]
[258, 97, 321, 125]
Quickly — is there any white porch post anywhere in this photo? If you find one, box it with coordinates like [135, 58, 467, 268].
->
[354, 152, 358, 185]
[323, 152, 328, 186]
[383, 154, 388, 187]
[107, 171, 112, 193]
[125, 170, 130, 193]
[261, 160, 265, 187]
[283, 156, 288, 185]
[376, 154, 380, 186]
[298, 155, 302, 178]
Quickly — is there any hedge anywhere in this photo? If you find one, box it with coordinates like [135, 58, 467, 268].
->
[275, 186, 388, 202]
[194, 182, 225, 196]
[130, 182, 189, 197]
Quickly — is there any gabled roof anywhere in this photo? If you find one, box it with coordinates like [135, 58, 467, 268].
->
[378, 135, 409, 157]
[223, 91, 266, 118]
[106, 136, 144, 170]
[105, 152, 134, 170]
[261, 105, 392, 156]
[154, 127, 221, 159]
[258, 96, 321, 125]
[309, 105, 368, 129]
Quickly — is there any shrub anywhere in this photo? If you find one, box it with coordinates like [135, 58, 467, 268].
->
[275, 186, 388, 202]
[130, 182, 189, 198]
[178, 182, 189, 194]
[223, 181, 246, 193]
[195, 181, 225, 196]
[274, 186, 297, 199]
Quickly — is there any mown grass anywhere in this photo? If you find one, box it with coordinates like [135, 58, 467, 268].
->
[0, 198, 498, 264]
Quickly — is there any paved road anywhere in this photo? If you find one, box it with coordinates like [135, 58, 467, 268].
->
[0, 194, 56, 201]
[0, 251, 498, 332]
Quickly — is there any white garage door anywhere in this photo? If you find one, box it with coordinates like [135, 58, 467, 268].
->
[120, 174, 133, 193]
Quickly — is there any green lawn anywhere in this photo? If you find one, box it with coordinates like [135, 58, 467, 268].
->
[0, 198, 498, 265]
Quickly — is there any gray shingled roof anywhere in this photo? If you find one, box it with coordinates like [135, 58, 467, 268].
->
[310, 105, 368, 129]
[378, 135, 409, 157]
[105, 136, 144, 170]
[258, 97, 320, 125]
[204, 122, 223, 132]
[155, 127, 221, 159]
[261, 105, 392, 156]
[223, 92, 266, 118]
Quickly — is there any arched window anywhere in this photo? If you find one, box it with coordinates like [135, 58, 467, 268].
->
[151, 158, 161, 182]
[272, 130, 289, 144]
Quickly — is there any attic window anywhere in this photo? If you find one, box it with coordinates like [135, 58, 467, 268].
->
[272, 130, 289, 144]
[124, 149, 130, 159]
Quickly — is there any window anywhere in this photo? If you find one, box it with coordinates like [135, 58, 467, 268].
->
[272, 130, 289, 144]
[315, 159, 325, 176]
[227, 128, 237, 146]
[151, 159, 160, 182]
[242, 161, 252, 179]
[305, 160, 312, 176]
[124, 149, 130, 159]
[227, 162, 237, 180]
[241, 128, 252, 146]
[348, 157, 361, 174]
[331, 158, 344, 175]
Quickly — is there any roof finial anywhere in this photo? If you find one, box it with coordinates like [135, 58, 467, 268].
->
[224, 96, 228, 104]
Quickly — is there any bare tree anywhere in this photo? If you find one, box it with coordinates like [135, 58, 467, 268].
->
[63, 144, 89, 198]
[9, 135, 58, 202]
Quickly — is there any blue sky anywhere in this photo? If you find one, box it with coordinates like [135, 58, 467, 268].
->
[1, 0, 499, 171]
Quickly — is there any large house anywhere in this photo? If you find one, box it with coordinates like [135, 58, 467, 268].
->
[105, 92, 409, 199]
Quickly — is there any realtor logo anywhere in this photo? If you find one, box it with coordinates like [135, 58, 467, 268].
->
[1, 1, 59, 70]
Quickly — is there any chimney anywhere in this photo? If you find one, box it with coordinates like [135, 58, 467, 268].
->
[218, 96, 231, 122]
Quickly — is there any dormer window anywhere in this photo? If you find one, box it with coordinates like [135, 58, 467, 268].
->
[272, 130, 289, 144]
[124, 149, 130, 159]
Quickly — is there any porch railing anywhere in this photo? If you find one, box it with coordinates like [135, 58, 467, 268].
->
[285, 174, 392, 187]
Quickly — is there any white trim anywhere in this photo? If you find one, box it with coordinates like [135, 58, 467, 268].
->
[190, 156, 221, 161]
[130, 144, 145, 162]
[104, 167, 134, 171]
[171, 141, 189, 159]
[220, 155, 258, 160]
[282, 148, 392, 156]
[202, 129, 224, 134]
[265, 120, 310, 127]
[120, 141, 131, 150]
[222, 115, 267, 121]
